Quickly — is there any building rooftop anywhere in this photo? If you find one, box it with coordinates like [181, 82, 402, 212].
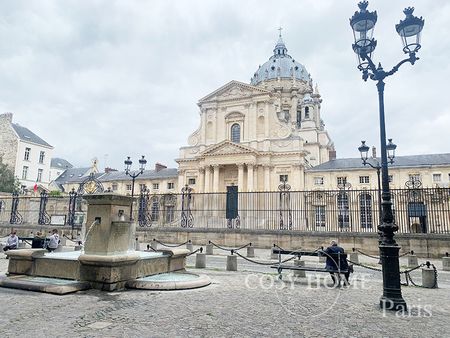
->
[307, 153, 450, 172]
[99, 168, 178, 182]
[50, 158, 73, 170]
[11, 123, 52, 148]
[250, 34, 311, 86]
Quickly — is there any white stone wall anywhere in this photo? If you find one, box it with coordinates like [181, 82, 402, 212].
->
[0, 113, 18, 171]
[15, 141, 53, 188]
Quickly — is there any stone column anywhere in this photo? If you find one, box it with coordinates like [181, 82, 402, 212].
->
[204, 166, 211, 193]
[292, 164, 303, 191]
[178, 169, 185, 191]
[264, 165, 271, 191]
[247, 163, 254, 192]
[198, 168, 205, 193]
[253, 165, 258, 192]
[212, 165, 220, 193]
[238, 163, 245, 192]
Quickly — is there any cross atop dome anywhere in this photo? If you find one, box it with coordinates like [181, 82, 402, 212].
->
[273, 28, 288, 56]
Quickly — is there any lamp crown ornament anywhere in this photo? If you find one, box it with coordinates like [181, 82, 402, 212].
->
[358, 1, 368, 11]
[404, 6, 415, 17]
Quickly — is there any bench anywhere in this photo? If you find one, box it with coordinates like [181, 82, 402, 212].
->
[270, 248, 352, 283]
[18, 237, 48, 249]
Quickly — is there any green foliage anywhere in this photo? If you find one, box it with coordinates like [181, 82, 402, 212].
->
[49, 190, 62, 197]
[0, 157, 19, 193]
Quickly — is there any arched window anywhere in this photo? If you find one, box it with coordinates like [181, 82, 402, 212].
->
[304, 106, 310, 119]
[359, 193, 373, 229]
[231, 123, 240, 143]
[151, 197, 159, 221]
[337, 192, 350, 228]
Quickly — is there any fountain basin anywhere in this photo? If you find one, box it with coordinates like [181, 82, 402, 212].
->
[4, 248, 190, 291]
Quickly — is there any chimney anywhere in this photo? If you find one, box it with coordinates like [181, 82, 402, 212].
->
[328, 150, 336, 161]
[105, 167, 118, 173]
[372, 146, 377, 159]
[0, 112, 13, 123]
[155, 163, 167, 172]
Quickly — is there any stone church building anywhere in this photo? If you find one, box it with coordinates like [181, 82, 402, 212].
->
[176, 34, 335, 193]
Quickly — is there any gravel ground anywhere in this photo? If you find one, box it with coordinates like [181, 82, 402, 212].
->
[0, 247, 449, 338]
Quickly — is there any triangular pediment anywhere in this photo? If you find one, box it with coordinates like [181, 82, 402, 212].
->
[201, 141, 259, 156]
[198, 80, 271, 103]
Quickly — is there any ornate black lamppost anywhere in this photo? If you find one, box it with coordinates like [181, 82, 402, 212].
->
[350, 1, 424, 311]
[124, 155, 147, 221]
[358, 139, 397, 223]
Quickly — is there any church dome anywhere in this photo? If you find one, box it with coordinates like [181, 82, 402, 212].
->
[250, 34, 311, 86]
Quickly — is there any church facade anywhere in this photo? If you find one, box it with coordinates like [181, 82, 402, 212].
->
[176, 35, 335, 193]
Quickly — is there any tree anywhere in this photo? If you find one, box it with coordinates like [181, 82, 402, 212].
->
[0, 157, 19, 193]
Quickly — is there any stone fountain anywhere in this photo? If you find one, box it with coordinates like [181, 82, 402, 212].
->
[1, 193, 209, 293]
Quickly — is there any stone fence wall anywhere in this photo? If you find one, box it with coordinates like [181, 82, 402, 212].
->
[1, 224, 449, 258]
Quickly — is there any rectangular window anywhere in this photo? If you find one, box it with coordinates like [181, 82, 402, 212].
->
[153, 183, 159, 190]
[279, 174, 288, 183]
[337, 176, 347, 185]
[24, 148, 31, 161]
[126, 184, 132, 191]
[22, 166, 28, 179]
[37, 169, 43, 182]
[315, 206, 325, 227]
[188, 178, 196, 185]
[112, 183, 118, 191]
[409, 173, 421, 182]
[359, 176, 370, 184]
[167, 182, 174, 189]
[432, 173, 442, 182]
[360, 193, 373, 228]
[166, 206, 174, 223]
[388, 175, 393, 183]
[39, 151, 45, 164]
[314, 177, 324, 185]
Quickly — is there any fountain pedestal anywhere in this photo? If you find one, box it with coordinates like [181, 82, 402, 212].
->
[3, 193, 192, 292]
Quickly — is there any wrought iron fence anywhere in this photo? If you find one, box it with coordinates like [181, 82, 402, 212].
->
[0, 193, 87, 230]
[1, 187, 449, 234]
[135, 187, 450, 234]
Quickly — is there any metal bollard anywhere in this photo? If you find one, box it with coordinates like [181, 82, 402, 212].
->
[443, 252, 450, 271]
[151, 239, 158, 251]
[226, 251, 237, 271]
[349, 249, 359, 264]
[247, 244, 255, 258]
[270, 246, 278, 260]
[196, 251, 206, 268]
[60, 236, 67, 246]
[186, 240, 194, 252]
[407, 252, 418, 268]
[422, 262, 437, 288]
[205, 243, 214, 255]
[135, 238, 141, 251]
[293, 259, 306, 278]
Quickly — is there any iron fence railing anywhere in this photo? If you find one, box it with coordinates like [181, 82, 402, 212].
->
[0, 187, 449, 234]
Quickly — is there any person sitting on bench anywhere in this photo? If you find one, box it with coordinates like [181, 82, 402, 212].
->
[3, 231, 18, 252]
[32, 231, 46, 249]
[47, 229, 60, 252]
[324, 240, 350, 285]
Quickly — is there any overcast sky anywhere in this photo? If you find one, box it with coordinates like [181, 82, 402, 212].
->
[1, 0, 448, 170]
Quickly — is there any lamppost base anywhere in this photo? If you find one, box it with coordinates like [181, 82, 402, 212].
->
[379, 243, 407, 311]
[380, 295, 407, 312]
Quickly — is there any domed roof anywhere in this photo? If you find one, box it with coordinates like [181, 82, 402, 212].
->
[250, 34, 311, 86]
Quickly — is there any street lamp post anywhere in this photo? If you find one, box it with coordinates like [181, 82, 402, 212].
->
[350, 1, 424, 311]
[124, 155, 147, 221]
[358, 139, 397, 224]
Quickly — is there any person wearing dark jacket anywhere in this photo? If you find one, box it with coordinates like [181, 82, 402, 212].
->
[323, 240, 350, 286]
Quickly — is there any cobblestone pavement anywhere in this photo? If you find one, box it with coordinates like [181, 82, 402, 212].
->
[1, 250, 449, 338]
